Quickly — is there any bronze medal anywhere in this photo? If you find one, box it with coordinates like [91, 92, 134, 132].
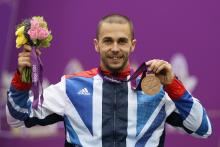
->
[141, 74, 161, 95]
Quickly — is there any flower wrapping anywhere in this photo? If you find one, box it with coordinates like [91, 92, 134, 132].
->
[15, 16, 52, 109]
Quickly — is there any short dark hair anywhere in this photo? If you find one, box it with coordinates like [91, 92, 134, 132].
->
[96, 14, 134, 40]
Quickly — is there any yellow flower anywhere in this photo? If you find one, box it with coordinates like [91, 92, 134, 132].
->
[15, 26, 27, 48]
[16, 26, 25, 36]
[16, 35, 27, 48]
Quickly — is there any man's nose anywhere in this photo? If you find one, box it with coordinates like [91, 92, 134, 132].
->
[111, 42, 120, 52]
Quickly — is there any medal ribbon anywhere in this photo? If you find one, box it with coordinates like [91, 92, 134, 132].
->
[31, 47, 44, 109]
[99, 62, 149, 90]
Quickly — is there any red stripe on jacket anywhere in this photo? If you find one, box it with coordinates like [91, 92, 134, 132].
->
[164, 78, 186, 100]
[11, 70, 32, 90]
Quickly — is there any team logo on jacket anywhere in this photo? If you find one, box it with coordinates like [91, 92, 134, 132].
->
[77, 88, 91, 95]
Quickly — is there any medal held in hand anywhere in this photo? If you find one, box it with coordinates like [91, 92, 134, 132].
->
[141, 73, 161, 95]
[15, 16, 53, 109]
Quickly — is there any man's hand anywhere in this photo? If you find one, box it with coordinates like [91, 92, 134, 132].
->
[145, 59, 175, 85]
[18, 45, 41, 73]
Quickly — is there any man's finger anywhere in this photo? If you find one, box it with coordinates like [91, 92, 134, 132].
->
[149, 61, 158, 72]
[146, 59, 162, 72]
[152, 61, 165, 73]
[18, 57, 31, 63]
[18, 61, 32, 67]
[145, 59, 154, 66]
[145, 59, 157, 71]
[155, 63, 167, 74]
[23, 45, 32, 52]
[18, 52, 31, 57]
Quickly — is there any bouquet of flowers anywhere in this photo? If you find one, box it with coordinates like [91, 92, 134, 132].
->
[15, 16, 52, 82]
[15, 16, 52, 108]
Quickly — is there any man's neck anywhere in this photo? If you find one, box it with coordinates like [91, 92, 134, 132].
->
[99, 65, 131, 79]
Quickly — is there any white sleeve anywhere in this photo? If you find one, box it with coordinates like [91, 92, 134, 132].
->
[6, 76, 67, 127]
[165, 90, 212, 138]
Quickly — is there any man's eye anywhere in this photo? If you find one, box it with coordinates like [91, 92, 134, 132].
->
[118, 40, 128, 44]
[103, 40, 112, 44]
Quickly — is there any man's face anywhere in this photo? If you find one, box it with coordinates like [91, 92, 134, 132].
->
[94, 22, 136, 73]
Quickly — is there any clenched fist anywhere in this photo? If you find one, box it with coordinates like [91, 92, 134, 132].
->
[18, 45, 41, 73]
[145, 59, 175, 85]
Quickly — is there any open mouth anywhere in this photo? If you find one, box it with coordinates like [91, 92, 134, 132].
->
[108, 54, 123, 59]
[108, 56, 123, 62]
[112, 56, 122, 60]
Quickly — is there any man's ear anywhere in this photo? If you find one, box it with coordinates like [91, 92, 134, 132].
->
[130, 39, 137, 53]
[94, 38, 100, 53]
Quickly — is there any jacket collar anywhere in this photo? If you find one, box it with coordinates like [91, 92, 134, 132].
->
[98, 65, 131, 80]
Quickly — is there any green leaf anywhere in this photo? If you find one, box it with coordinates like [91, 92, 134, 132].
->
[21, 67, 32, 83]
[39, 34, 53, 48]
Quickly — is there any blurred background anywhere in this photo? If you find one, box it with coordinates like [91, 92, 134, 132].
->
[0, 0, 219, 146]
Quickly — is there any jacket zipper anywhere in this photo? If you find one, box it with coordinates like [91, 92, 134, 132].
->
[113, 85, 117, 147]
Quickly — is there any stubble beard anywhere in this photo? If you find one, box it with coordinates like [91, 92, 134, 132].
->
[101, 53, 129, 74]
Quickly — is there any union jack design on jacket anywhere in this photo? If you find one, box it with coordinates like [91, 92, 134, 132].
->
[6, 66, 212, 147]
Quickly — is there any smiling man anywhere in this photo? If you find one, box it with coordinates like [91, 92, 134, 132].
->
[6, 14, 212, 147]
[94, 16, 136, 74]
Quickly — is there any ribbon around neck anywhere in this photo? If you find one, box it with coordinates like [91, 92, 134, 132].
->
[99, 62, 149, 90]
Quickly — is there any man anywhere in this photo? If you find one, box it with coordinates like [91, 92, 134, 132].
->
[6, 14, 212, 147]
